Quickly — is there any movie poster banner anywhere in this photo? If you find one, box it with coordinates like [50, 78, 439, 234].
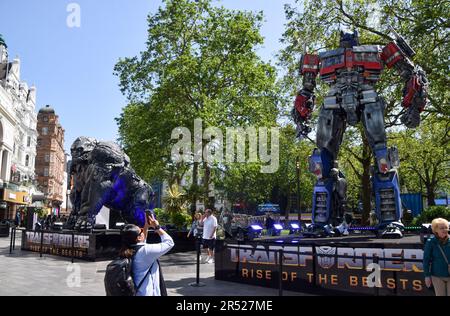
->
[215, 241, 432, 296]
[21, 230, 95, 260]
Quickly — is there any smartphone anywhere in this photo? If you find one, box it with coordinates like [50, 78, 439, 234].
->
[145, 209, 155, 225]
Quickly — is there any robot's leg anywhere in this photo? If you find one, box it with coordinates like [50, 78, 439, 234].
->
[308, 108, 346, 236]
[309, 148, 334, 227]
[362, 101, 403, 236]
[334, 173, 352, 236]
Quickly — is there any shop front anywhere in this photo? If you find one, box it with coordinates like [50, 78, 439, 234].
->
[0, 188, 30, 221]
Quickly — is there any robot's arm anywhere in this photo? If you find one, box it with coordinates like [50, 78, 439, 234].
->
[381, 41, 429, 128]
[292, 54, 319, 138]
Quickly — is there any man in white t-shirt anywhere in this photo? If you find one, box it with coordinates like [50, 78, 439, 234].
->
[202, 209, 218, 264]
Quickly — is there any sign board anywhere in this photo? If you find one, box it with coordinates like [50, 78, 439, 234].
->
[2, 189, 30, 205]
[216, 241, 431, 296]
[21, 231, 94, 260]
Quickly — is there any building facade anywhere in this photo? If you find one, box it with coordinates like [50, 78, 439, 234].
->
[0, 34, 37, 220]
[35, 105, 65, 215]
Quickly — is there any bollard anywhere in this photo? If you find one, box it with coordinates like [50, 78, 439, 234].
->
[9, 225, 14, 254]
[189, 236, 205, 287]
[13, 226, 17, 250]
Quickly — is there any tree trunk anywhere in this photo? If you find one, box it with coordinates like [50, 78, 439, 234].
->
[286, 182, 291, 223]
[190, 162, 199, 217]
[203, 161, 215, 210]
[426, 184, 436, 206]
[361, 133, 372, 225]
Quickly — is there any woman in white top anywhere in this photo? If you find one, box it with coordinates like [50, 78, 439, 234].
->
[119, 212, 174, 296]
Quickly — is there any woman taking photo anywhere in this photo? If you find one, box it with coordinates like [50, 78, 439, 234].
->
[119, 212, 174, 296]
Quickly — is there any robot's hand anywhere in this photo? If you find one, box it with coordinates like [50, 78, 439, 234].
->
[292, 91, 314, 139]
[291, 108, 312, 139]
[401, 68, 428, 129]
[294, 92, 314, 120]
[401, 105, 421, 128]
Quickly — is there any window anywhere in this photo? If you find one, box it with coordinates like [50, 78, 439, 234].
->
[45, 154, 50, 162]
[25, 155, 29, 167]
[42, 127, 48, 135]
[44, 168, 49, 177]
[27, 136, 31, 147]
[37, 139, 42, 146]
[43, 116, 48, 122]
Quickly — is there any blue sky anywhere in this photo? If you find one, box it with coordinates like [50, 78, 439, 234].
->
[0, 0, 298, 153]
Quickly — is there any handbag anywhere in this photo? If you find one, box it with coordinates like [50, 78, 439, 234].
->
[437, 244, 450, 275]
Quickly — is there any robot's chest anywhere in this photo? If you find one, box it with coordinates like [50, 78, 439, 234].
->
[319, 46, 383, 79]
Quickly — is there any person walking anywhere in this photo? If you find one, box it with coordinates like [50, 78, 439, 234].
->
[119, 211, 174, 296]
[423, 218, 450, 296]
[201, 209, 217, 264]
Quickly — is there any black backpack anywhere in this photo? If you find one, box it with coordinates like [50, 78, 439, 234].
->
[104, 245, 153, 296]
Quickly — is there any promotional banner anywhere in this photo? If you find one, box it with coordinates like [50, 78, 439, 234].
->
[215, 241, 431, 296]
[21, 230, 94, 260]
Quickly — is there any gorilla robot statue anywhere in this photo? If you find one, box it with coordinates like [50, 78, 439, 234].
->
[65, 137, 153, 231]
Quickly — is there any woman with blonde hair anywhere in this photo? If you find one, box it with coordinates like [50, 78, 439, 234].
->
[187, 212, 203, 238]
[423, 217, 450, 296]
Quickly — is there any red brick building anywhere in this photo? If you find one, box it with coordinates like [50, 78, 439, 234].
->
[35, 105, 65, 214]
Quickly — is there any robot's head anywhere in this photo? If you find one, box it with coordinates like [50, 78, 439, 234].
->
[71, 136, 97, 165]
[339, 30, 359, 48]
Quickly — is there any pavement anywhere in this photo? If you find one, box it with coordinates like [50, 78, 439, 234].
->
[0, 230, 309, 296]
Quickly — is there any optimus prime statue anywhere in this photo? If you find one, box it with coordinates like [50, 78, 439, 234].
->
[292, 29, 428, 237]
[65, 137, 154, 231]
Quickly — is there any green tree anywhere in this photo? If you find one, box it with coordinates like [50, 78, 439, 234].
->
[216, 125, 315, 216]
[391, 115, 449, 206]
[115, 0, 280, 214]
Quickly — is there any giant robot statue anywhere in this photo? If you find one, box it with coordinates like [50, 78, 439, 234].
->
[292, 29, 428, 237]
[65, 137, 153, 231]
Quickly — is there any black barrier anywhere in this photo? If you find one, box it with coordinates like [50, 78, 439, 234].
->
[216, 239, 430, 296]
[9, 226, 20, 254]
[189, 236, 206, 287]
